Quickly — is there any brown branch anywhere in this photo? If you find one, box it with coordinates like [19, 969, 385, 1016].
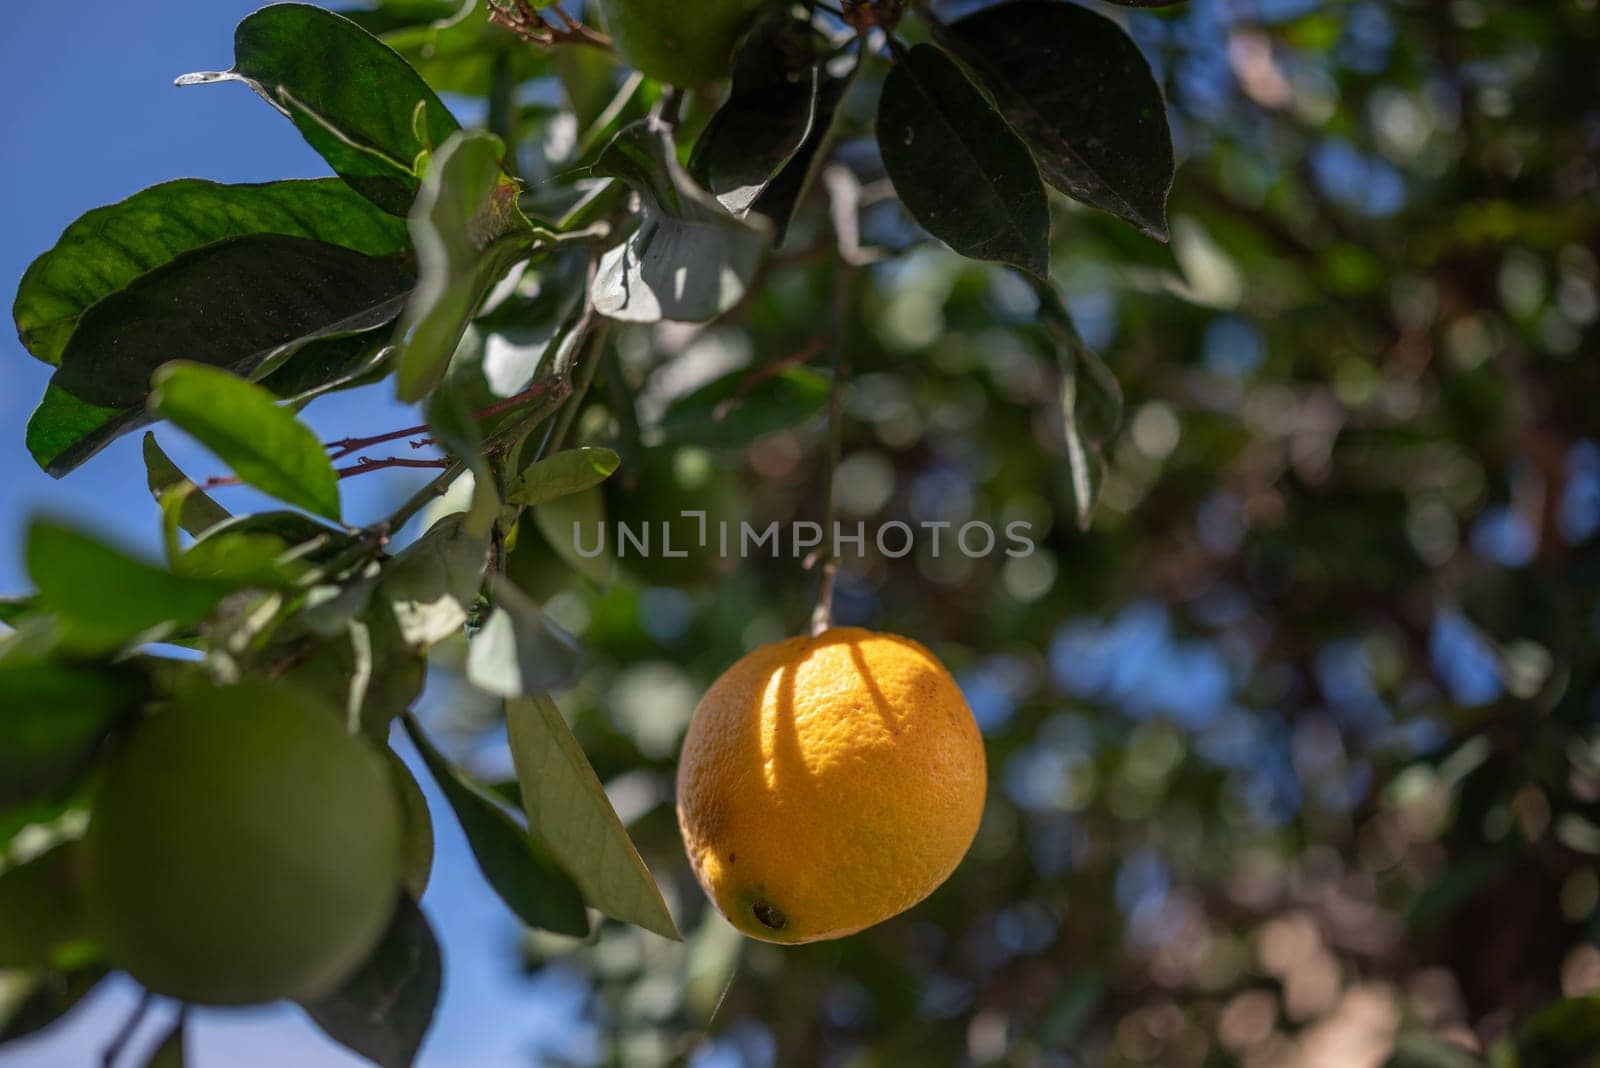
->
[323, 377, 560, 460]
[488, 1, 611, 51]
[333, 456, 453, 479]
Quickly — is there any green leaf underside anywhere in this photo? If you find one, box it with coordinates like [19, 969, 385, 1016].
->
[506, 695, 680, 939]
[300, 895, 441, 1068]
[182, 3, 461, 215]
[149, 363, 343, 522]
[505, 447, 621, 507]
[142, 433, 232, 539]
[381, 514, 489, 649]
[13, 178, 409, 366]
[403, 716, 591, 936]
[24, 521, 235, 650]
[28, 234, 412, 477]
[396, 130, 529, 402]
[465, 577, 583, 698]
[1042, 289, 1123, 529]
[591, 121, 769, 324]
[658, 365, 830, 447]
[877, 44, 1050, 277]
[690, 12, 825, 217]
[937, 0, 1175, 240]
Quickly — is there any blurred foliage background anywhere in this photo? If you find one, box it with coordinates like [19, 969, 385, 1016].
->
[429, 0, 1600, 1063]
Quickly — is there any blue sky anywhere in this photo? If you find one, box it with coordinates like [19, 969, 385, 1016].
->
[0, 3, 597, 1064]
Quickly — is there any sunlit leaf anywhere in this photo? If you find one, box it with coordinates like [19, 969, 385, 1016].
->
[180, 3, 461, 214]
[590, 120, 769, 324]
[505, 694, 680, 939]
[505, 447, 621, 507]
[149, 363, 342, 522]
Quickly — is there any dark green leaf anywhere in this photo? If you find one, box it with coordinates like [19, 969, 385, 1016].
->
[689, 13, 826, 217]
[506, 447, 621, 507]
[396, 130, 530, 401]
[13, 178, 409, 366]
[149, 363, 342, 521]
[385, 750, 435, 899]
[0, 967, 106, 1046]
[180, 4, 461, 215]
[506, 694, 680, 939]
[877, 44, 1050, 276]
[52, 234, 412, 410]
[143, 434, 231, 540]
[935, 0, 1175, 240]
[658, 365, 829, 447]
[0, 662, 141, 806]
[300, 895, 441, 1068]
[465, 577, 584, 697]
[25, 521, 235, 650]
[745, 47, 860, 245]
[590, 120, 769, 324]
[403, 715, 590, 936]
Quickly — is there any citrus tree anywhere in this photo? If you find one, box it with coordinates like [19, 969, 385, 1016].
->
[1, 0, 1176, 1061]
[6, 0, 1600, 1065]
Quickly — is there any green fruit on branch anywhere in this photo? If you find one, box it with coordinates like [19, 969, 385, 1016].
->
[84, 681, 405, 1005]
[597, 0, 768, 86]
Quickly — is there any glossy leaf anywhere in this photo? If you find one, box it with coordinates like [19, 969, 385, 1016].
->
[13, 178, 409, 366]
[465, 576, 583, 697]
[404, 715, 591, 936]
[52, 235, 411, 411]
[936, 0, 1175, 240]
[396, 130, 530, 401]
[25, 521, 236, 650]
[149, 363, 342, 522]
[658, 365, 829, 447]
[506, 694, 680, 939]
[590, 121, 769, 324]
[505, 447, 621, 507]
[28, 234, 412, 478]
[301, 896, 441, 1068]
[690, 12, 825, 217]
[877, 44, 1050, 277]
[180, 4, 461, 214]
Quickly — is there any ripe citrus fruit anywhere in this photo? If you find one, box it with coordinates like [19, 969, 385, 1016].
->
[677, 627, 987, 943]
[84, 681, 404, 1005]
[597, 0, 768, 86]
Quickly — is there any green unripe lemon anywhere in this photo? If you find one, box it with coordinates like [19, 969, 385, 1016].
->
[84, 681, 404, 1005]
[597, 0, 768, 86]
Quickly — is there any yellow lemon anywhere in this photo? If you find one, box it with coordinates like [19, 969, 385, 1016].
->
[677, 627, 986, 943]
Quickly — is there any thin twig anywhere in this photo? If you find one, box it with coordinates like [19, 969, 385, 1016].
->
[324, 378, 561, 460]
[809, 266, 857, 637]
[333, 456, 454, 478]
[488, 0, 611, 51]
